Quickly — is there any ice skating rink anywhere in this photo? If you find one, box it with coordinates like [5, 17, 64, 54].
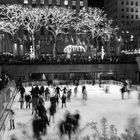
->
[3, 84, 140, 140]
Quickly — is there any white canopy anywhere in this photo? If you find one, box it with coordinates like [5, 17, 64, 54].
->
[64, 45, 86, 54]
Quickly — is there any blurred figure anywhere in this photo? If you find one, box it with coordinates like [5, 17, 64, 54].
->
[105, 85, 109, 94]
[74, 86, 78, 97]
[45, 87, 50, 101]
[120, 85, 126, 100]
[39, 85, 44, 96]
[19, 85, 25, 109]
[6, 109, 15, 130]
[38, 94, 44, 106]
[138, 92, 140, 105]
[82, 86, 87, 100]
[59, 110, 80, 140]
[67, 89, 72, 102]
[61, 94, 67, 108]
[55, 86, 61, 98]
[49, 103, 56, 123]
[25, 93, 31, 109]
[62, 87, 67, 94]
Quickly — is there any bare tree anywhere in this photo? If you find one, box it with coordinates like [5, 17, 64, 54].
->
[44, 6, 75, 58]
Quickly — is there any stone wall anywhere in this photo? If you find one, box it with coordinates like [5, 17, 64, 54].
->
[1, 63, 138, 83]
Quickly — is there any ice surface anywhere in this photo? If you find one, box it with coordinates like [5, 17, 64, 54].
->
[2, 84, 140, 140]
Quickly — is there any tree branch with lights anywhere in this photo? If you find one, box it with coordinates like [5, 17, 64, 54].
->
[21, 6, 47, 58]
[44, 6, 75, 58]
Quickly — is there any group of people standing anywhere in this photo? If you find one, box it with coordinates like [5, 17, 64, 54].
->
[11, 83, 89, 139]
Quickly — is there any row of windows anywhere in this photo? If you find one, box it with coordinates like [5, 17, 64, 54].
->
[121, 14, 139, 19]
[24, 0, 84, 6]
[127, 26, 140, 33]
[121, 8, 139, 12]
[121, 20, 134, 26]
[107, 8, 117, 16]
[121, 1, 139, 6]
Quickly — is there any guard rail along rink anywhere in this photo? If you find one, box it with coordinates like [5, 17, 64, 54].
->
[0, 81, 17, 140]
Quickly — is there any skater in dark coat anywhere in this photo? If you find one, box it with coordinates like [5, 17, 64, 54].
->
[37, 103, 46, 118]
[25, 94, 31, 108]
[121, 86, 126, 100]
[32, 113, 49, 138]
[19, 85, 25, 109]
[39, 85, 45, 96]
[55, 86, 61, 97]
[34, 85, 40, 95]
[45, 87, 50, 101]
[59, 111, 80, 140]
[62, 87, 67, 94]
[49, 103, 56, 123]
[61, 94, 67, 108]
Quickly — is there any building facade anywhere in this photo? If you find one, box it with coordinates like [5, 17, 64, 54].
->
[104, 0, 140, 52]
[0, 0, 88, 12]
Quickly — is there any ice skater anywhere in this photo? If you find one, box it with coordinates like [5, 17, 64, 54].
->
[25, 93, 31, 109]
[19, 85, 25, 109]
[67, 89, 72, 102]
[49, 103, 56, 123]
[120, 85, 126, 100]
[6, 109, 15, 130]
[82, 86, 87, 100]
[74, 86, 78, 97]
[55, 86, 61, 98]
[138, 92, 140, 105]
[45, 87, 50, 101]
[61, 93, 67, 108]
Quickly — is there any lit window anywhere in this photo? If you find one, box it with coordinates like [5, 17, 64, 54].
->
[24, 0, 28, 4]
[56, 0, 60, 5]
[72, 0, 76, 6]
[49, 0, 52, 5]
[64, 0, 68, 5]
[80, 0, 84, 6]
[32, 0, 36, 4]
[40, 0, 44, 5]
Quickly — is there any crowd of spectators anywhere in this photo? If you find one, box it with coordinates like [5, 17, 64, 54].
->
[0, 72, 10, 90]
[0, 53, 137, 64]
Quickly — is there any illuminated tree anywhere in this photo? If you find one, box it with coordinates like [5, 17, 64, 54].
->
[21, 6, 47, 58]
[44, 6, 75, 58]
[0, 5, 23, 53]
[75, 7, 117, 55]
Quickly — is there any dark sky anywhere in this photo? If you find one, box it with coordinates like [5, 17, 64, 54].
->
[88, 0, 104, 8]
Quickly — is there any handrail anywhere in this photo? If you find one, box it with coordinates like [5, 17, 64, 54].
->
[0, 88, 17, 132]
[0, 82, 17, 132]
